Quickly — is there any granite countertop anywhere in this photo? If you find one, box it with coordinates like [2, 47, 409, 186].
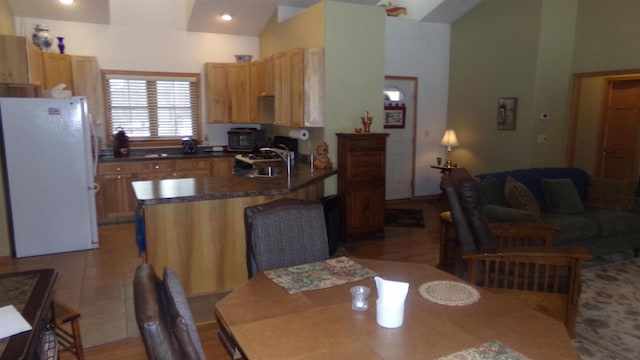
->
[98, 148, 239, 163]
[131, 164, 336, 205]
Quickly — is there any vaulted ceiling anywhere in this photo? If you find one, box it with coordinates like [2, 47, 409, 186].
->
[7, 0, 482, 36]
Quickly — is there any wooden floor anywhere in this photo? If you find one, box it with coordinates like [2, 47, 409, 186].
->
[62, 198, 443, 360]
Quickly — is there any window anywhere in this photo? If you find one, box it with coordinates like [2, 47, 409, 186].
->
[103, 70, 200, 144]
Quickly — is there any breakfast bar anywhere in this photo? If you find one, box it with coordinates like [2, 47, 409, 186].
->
[132, 164, 336, 295]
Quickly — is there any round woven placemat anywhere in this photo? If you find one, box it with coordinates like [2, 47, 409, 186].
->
[418, 281, 480, 306]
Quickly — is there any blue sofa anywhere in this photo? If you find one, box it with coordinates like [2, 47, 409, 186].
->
[474, 167, 640, 257]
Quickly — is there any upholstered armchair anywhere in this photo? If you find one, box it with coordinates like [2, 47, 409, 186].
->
[244, 198, 330, 278]
[443, 168, 590, 338]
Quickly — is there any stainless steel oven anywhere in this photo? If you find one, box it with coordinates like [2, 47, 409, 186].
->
[227, 128, 265, 152]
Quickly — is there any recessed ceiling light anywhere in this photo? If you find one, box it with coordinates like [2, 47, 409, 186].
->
[59, 0, 74, 4]
[221, 13, 232, 21]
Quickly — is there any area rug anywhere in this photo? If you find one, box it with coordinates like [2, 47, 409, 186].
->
[572, 255, 640, 359]
[384, 208, 425, 228]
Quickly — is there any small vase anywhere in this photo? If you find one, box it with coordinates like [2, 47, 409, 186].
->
[57, 37, 65, 54]
[32, 24, 52, 51]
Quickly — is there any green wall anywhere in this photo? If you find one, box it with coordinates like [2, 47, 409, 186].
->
[260, 0, 385, 194]
[0, 0, 14, 35]
[449, 0, 640, 175]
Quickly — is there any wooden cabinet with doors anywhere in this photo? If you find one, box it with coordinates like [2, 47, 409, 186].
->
[71, 55, 104, 125]
[205, 63, 229, 123]
[96, 162, 137, 221]
[174, 158, 212, 178]
[274, 48, 324, 127]
[42, 52, 73, 93]
[337, 133, 388, 241]
[0, 35, 43, 85]
[227, 63, 252, 123]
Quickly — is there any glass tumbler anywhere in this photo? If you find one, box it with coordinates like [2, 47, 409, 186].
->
[350, 285, 371, 311]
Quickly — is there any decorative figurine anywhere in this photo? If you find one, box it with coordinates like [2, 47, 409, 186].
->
[32, 24, 52, 51]
[313, 140, 333, 170]
[361, 111, 373, 133]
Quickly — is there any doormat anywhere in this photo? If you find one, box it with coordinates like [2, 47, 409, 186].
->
[384, 208, 425, 228]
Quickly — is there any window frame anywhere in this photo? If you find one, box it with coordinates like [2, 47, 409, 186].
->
[101, 69, 201, 148]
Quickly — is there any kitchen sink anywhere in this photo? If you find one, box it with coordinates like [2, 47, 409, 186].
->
[247, 165, 285, 178]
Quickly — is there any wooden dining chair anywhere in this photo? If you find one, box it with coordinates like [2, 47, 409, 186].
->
[443, 168, 590, 338]
[244, 198, 330, 278]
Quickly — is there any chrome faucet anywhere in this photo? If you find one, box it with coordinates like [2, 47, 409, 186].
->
[259, 146, 292, 187]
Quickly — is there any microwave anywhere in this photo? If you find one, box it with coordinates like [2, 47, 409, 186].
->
[227, 128, 266, 152]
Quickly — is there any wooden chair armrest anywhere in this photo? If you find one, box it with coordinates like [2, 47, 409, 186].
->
[462, 247, 592, 261]
[490, 222, 559, 247]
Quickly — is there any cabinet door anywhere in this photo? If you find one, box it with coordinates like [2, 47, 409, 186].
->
[43, 53, 73, 93]
[303, 48, 324, 127]
[98, 173, 136, 219]
[273, 52, 291, 126]
[26, 41, 44, 86]
[205, 63, 229, 123]
[289, 48, 305, 128]
[227, 63, 251, 123]
[211, 157, 233, 177]
[0, 35, 30, 83]
[346, 185, 385, 235]
[257, 55, 275, 96]
[71, 55, 104, 125]
[249, 61, 259, 123]
[174, 159, 212, 178]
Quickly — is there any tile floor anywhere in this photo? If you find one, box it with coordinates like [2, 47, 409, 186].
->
[0, 222, 144, 347]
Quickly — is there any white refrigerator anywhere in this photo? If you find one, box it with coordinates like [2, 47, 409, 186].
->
[0, 97, 99, 257]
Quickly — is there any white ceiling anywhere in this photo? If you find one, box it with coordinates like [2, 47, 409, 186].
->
[7, 0, 482, 36]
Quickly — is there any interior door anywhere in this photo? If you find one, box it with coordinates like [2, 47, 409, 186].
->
[384, 77, 417, 200]
[599, 80, 640, 180]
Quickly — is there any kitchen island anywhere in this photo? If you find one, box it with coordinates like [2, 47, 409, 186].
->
[132, 164, 336, 295]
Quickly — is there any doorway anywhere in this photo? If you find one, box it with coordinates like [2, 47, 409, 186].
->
[567, 70, 640, 181]
[384, 76, 417, 200]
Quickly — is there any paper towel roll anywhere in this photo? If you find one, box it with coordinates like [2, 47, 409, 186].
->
[288, 129, 309, 140]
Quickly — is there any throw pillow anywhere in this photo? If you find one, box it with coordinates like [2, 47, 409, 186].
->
[588, 176, 637, 211]
[504, 176, 540, 214]
[541, 178, 585, 214]
[476, 176, 509, 207]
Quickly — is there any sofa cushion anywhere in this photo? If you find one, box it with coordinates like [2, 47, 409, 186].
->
[539, 213, 600, 246]
[483, 204, 541, 223]
[504, 176, 540, 213]
[541, 178, 585, 214]
[475, 176, 509, 207]
[581, 208, 640, 237]
[588, 177, 637, 211]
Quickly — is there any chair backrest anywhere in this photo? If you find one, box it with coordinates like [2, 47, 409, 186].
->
[244, 198, 329, 278]
[133, 264, 205, 360]
[443, 168, 497, 252]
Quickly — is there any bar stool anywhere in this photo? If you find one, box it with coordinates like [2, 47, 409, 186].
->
[52, 300, 84, 360]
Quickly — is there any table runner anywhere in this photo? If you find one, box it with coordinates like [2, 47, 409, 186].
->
[435, 341, 530, 360]
[264, 257, 376, 294]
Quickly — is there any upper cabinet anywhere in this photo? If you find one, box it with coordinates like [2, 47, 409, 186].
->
[42, 53, 74, 93]
[274, 48, 324, 128]
[71, 55, 104, 125]
[204, 48, 324, 127]
[0, 35, 43, 86]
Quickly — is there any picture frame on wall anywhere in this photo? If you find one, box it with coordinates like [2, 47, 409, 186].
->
[384, 103, 406, 129]
[497, 97, 517, 130]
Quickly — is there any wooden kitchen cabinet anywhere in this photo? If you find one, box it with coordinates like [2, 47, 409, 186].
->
[71, 55, 104, 125]
[211, 157, 234, 177]
[227, 63, 252, 123]
[274, 48, 324, 127]
[96, 163, 137, 221]
[174, 158, 212, 178]
[0, 35, 43, 85]
[205, 63, 229, 123]
[43, 52, 73, 93]
[337, 133, 388, 241]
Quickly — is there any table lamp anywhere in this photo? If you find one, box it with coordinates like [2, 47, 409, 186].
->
[440, 129, 459, 167]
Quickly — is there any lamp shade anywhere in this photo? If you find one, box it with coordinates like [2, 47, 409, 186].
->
[440, 129, 459, 147]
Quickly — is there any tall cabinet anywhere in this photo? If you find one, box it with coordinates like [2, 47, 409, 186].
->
[337, 133, 388, 241]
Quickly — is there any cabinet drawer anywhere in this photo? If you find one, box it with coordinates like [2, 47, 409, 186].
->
[348, 137, 386, 152]
[135, 160, 175, 173]
[98, 162, 135, 174]
[176, 159, 212, 170]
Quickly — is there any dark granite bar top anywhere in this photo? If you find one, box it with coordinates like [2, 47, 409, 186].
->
[131, 165, 336, 206]
[98, 147, 239, 163]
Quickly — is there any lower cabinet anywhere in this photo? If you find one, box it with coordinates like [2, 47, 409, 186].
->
[96, 157, 234, 223]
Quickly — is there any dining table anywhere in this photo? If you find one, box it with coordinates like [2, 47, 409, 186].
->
[214, 258, 578, 359]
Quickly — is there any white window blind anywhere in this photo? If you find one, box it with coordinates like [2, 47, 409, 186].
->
[104, 71, 199, 141]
